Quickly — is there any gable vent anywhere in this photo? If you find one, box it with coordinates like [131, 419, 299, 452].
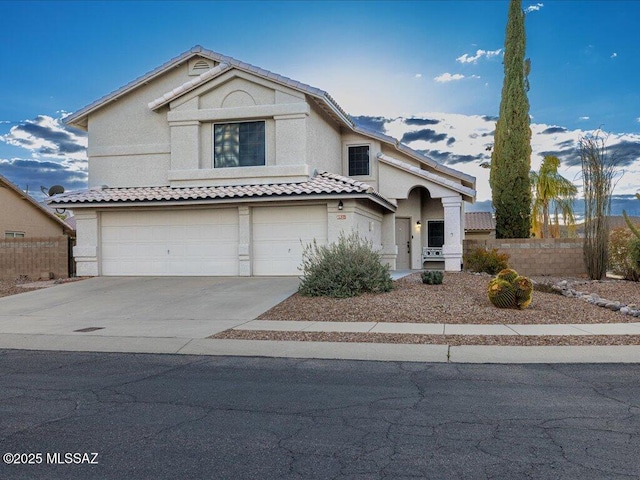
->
[193, 60, 211, 70]
[188, 58, 216, 76]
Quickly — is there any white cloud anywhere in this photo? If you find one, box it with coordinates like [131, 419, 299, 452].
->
[434, 73, 465, 83]
[524, 3, 544, 13]
[0, 115, 87, 163]
[579, 116, 590, 121]
[415, 73, 422, 78]
[636, 117, 640, 123]
[611, 52, 618, 58]
[456, 48, 502, 64]
[375, 113, 640, 203]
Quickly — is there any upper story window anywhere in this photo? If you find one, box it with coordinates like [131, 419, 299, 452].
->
[214, 121, 265, 168]
[5, 231, 25, 238]
[348, 145, 370, 176]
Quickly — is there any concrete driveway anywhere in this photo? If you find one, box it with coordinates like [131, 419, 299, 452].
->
[0, 277, 299, 339]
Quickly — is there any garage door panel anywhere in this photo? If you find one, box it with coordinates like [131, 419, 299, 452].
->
[252, 205, 327, 276]
[101, 209, 239, 276]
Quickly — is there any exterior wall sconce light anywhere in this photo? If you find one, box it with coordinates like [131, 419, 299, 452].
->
[416, 221, 421, 226]
[338, 200, 344, 211]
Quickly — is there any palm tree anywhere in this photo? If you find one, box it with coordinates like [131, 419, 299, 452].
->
[530, 155, 577, 238]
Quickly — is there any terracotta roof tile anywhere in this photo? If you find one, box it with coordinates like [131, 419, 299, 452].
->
[48, 171, 394, 211]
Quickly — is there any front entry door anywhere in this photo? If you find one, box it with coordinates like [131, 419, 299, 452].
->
[395, 218, 411, 269]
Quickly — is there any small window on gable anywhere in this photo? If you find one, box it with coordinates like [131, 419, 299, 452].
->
[5, 231, 25, 238]
[214, 121, 266, 168]
[348, 145, 370, 176]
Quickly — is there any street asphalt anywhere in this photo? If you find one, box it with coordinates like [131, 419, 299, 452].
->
[0, 350, 638, 480]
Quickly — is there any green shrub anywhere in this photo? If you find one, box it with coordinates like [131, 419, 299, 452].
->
[608, 227, 640, 281]
[298, 231, 393, 298]
[464, 247, 510, 275]
[421, 270, 444, 285]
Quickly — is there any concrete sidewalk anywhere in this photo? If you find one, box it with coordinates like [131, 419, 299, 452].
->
[1, 319, 639, 363]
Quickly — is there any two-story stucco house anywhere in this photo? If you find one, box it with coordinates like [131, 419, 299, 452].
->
[51, 46, 476, 277]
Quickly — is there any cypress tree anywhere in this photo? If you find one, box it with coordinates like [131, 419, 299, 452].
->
[490, 0, 532, 238]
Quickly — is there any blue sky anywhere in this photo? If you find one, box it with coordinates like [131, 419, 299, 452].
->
[1, 1, 639, 212]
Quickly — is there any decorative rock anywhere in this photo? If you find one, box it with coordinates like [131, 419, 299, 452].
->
[606, 302, 621, 311]
[549, 278, 634, 317]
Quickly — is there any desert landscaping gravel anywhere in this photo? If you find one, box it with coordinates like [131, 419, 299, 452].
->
[212, 329, 640, 346]
[258, 272, 640, 325]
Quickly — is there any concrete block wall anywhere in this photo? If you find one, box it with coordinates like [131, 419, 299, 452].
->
[0, 236, 69, 280]
[464, 238, 587, 277]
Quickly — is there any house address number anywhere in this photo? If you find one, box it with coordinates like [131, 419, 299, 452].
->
[336, 214, 347, 220]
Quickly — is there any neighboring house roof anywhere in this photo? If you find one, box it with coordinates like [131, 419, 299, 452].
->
[0, 174, 75, 235]
[66, 45, 475, 193]
[64, 215, 77, 230]
[465, 212, 495, 232]
[48, 171, 396, 212]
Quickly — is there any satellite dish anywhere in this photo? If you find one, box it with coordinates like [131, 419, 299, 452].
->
[48, 185, 65, 196]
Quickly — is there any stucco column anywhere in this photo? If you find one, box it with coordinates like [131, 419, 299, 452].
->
[381, 212, 397, 269]
[238, 206, 251, 276]
[73, 210, 99, 276]
[441, 196, 463, 272]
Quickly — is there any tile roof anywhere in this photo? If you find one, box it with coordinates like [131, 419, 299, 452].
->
[48, 171, 395, 211]
[465, 212, 496, 231]
[147, 62, 232, 110]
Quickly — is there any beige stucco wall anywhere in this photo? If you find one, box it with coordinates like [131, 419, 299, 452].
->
[378, 162, 455, 201]
[0, 187, 66, 237]
[306, 102, 341, 174]
[86, 64, 193, 188]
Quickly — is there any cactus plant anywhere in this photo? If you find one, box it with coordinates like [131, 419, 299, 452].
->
[422, 270, 444, 285]
[496, 268, 518, 284]
[513, 275, 533, 309]
[488, 278, 517, 309]
[487, 269, 533, 309]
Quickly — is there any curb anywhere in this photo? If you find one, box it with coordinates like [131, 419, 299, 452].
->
[1, 334, 640, 363]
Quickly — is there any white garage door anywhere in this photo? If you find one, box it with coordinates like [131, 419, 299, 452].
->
[252, 205, 328, 276]
[101, 209, 239, 276]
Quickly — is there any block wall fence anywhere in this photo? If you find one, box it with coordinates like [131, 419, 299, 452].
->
[463, 238, 587, 277]
[0, 236, 70, 280]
